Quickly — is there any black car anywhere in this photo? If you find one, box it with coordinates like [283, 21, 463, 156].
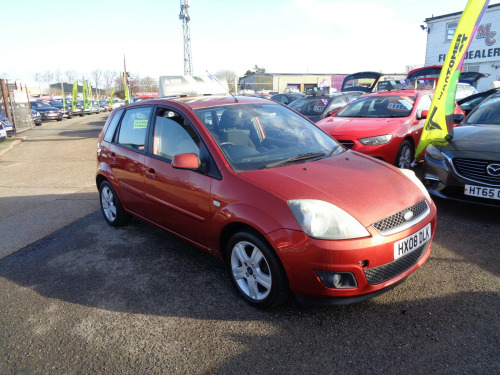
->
[270, 93, 305, 105]
[423, 92, 500, 207]
[29, 101, 63, 121]
[49, 100, 73, 119]
[31, 109, 42, 126]
[457, 87, 500, 116]
[288, 92, 363, 122]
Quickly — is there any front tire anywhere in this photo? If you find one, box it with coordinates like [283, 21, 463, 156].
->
[226, 230, 290, 308]
[395, 140, 414, 169]
[99, 180, 129, 227]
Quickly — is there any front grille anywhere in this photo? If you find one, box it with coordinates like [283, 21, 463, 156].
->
[364, 240, 430, 284]
[338, 140, 354, 149]
[372, 200, 429, 235]
[453, 158, 500, 186]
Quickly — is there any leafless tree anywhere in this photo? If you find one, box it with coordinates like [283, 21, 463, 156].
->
[33, 72, 43, 82]
[139, 76, 158, 92]
[54, 70, 62, 83]
[65, 70, 78, 83]
[216, 69, 238, 93]
[91, 69, 103, 89]
[103, 70, 118, 94]
[42, 70, 55, 84]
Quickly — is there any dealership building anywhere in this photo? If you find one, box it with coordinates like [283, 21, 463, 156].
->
[423, 3, 500, 92]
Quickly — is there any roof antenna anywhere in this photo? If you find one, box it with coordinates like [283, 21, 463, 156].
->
[206, 70, 238, 102]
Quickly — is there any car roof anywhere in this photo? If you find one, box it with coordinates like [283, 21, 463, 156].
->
[121, 95, 271, 110]
[365, 89, 434, 97]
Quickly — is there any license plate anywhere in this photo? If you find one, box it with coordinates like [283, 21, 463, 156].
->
[464, 184, 500, 201]
[393, 223, 431, 260]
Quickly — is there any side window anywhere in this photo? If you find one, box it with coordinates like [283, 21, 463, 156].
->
[152, 108, 200, 160]
[104, 109, 124, 142]
[416, 95, 432, 116]
[117, 106, 152, 151]
[446, 22, 458, 41]
[330, 97, 347, 110]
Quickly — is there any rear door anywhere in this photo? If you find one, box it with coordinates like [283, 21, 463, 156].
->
[108, 105, 152, 216]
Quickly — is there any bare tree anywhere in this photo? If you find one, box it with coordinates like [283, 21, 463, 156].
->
[65, 70, 78, 83]
[42, 70, 55, 84]
[103, 70, 118, 93]
[33, 72, 43, 82]
[216, 69, 238, 93]
[139, 76, 158, 92]
[91, 69, 103, 88]
[54, 69, 62, 83]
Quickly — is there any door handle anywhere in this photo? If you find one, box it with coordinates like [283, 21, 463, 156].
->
[144, 167, 157, 180]
[110, 152, 116, 163]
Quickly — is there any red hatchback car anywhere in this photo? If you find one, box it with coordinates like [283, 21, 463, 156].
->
[316, 89, 459, 168]
[96, 95, 437, 308]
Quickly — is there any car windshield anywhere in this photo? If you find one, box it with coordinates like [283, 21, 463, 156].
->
[464, 96, 500, 125]
[288, 97, 332, 116]
[194, 103, 343, 172]
[336, 95, 416, 118]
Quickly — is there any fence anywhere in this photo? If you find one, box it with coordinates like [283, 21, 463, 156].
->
[1, 79, 34, 134]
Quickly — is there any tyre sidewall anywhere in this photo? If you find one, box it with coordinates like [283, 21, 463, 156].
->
[226, 230, 289, 308]
[99, 180, 128, 227]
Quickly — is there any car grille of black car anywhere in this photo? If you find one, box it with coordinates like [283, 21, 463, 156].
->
[338, 140, 354, 149]
[364, 240, 430, 285]
[453, 158, 500, 185]
[372, 200, 429, 235]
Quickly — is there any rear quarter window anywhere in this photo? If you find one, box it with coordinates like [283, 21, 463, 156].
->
[116, 106, 152, 151]
[103, 109, 124, 142]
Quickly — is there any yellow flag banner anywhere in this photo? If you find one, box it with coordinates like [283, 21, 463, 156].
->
[71, 81, 77, 111]
[415, 0, 489, 157]
[124, 72, 130, 103]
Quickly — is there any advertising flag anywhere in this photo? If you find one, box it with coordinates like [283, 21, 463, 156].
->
[415, 0, 489, 156]
[124, 71, 130, 103]
[72, 81, 77, 111]
[109, 88, 115, 107]
[83, 80, 88, 110]
[89, 83, 93, 102]
[60, 81, 66, 111]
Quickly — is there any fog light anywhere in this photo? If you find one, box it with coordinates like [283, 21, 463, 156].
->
[315, 270, 357, 289]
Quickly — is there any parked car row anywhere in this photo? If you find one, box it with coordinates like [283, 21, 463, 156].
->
[28, 98, 111, 124]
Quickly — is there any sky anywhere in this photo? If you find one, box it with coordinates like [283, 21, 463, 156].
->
[1, 0, 500, 84]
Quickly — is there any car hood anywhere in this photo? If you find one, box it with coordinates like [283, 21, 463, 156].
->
[317, 116, 407, 137]
[442, 125, 500, 156]
[240, 151, 426, 226]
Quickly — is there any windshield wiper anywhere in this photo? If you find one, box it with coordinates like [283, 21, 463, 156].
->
[264, 152, 326, 169]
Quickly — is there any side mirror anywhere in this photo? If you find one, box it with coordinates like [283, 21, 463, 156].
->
[419, 110, 429, 120]
[172, 153, 200, 170]
[453, 113, 465, 123]
[327, 109, 339, 117]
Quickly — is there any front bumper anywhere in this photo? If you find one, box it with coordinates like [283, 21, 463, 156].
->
[266, 209, 436, 303]
[423, 155, 500, 207]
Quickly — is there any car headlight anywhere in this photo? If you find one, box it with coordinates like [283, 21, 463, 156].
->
[425, 144, 446, 161]
[399, 168, 431, 202]
[289, 199, 370, 240]
[358, 134, 393, 145]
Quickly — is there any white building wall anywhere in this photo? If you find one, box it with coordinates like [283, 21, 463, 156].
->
[424, 4, 500, 92]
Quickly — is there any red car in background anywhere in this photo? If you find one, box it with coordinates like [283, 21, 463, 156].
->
[316, 89, 464, 168]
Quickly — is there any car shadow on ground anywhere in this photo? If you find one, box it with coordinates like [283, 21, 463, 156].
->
[0, 204, 498, 373]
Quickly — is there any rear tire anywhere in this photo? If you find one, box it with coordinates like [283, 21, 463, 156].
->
[395, 140, 414, 169]
[99, 180, 130, 227]
[226, 230, 290, 308]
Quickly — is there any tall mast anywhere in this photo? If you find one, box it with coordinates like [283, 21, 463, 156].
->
[179, 0, 193, 75]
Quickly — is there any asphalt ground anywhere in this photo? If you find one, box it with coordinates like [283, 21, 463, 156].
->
[0, 114, 499, 374]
